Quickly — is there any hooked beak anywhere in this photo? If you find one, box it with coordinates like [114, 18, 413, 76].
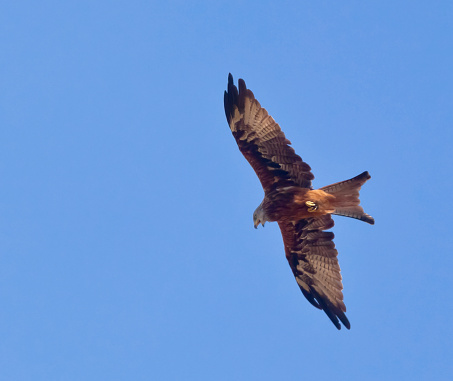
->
[254, 221, 265, 229]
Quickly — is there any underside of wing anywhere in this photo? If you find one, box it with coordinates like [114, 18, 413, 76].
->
[224, 74, 314, 192]
[278, 215, 350, 330]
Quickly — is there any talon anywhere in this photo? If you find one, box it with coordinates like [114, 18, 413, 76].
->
[305, 201, 318, 212]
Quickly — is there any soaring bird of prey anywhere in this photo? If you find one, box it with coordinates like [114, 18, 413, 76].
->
[224, 74, 374, 330]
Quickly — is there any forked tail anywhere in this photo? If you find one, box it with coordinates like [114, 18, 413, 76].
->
[321, 171, 375, 225]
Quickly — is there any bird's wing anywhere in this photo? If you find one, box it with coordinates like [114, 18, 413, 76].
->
[224, 74, 314, 192]
[278, 215, 350, 330]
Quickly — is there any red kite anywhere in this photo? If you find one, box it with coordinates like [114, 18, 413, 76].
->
[224, 74, 374, 330]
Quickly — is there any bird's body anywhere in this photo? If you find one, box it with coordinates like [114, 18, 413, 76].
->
[263, 188, 335, 220]
[224, 74, 374, 330]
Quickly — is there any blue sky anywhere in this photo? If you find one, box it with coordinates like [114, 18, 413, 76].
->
[1, 1, 453, 380]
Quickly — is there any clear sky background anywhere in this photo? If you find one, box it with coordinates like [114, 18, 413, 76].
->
[1, 1, 453, 380]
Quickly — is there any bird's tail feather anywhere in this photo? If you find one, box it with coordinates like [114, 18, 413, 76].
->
[321, 171, 374, 225]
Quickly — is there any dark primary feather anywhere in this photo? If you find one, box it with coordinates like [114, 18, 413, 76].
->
[224, 74, 314, 192]
[279, 216, 350, 330]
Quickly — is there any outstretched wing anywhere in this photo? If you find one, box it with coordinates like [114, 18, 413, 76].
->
[278, 216, 350, 330]
[224, 74, 314, 192]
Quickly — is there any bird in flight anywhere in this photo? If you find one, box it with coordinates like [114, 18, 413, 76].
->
[224, 74, 374, 330]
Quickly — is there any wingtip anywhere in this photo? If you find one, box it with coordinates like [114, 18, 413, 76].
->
[364, 215, 375, 225]
[225, 74, 251, 124]
[356, 171, 371, 181]
[238, 78, 247, 93]
[225, 74, 239, 124]
[341, 316, 351, 330]
[336, 311, 351, 330]
[311, 287, 351, 330]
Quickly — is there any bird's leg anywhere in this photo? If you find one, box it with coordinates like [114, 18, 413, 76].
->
[305, 201, 318, 212]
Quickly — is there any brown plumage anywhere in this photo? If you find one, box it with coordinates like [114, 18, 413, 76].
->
[224, 74, 374, 330]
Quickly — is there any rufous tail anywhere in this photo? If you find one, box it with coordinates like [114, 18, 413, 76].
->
[321, 171, 375, 225]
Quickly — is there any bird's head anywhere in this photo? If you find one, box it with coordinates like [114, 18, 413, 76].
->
[253, 203, 267, 229]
